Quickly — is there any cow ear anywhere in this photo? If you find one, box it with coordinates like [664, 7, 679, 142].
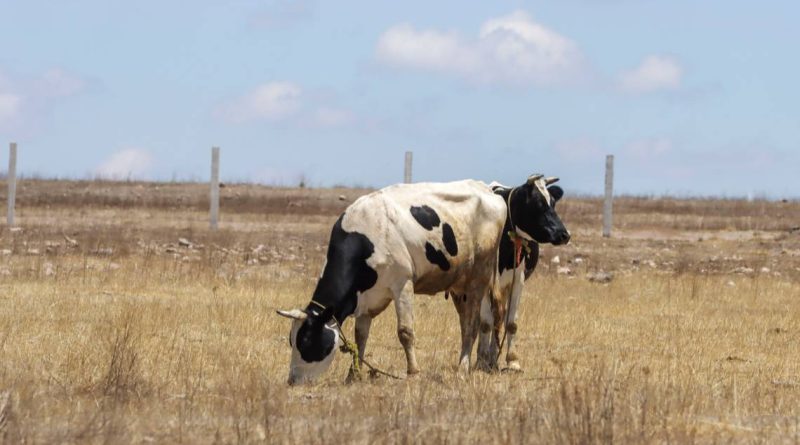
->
[276, 309, 307, 321]
[548, 186, 564, 203]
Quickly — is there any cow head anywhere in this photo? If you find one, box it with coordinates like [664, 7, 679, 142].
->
[508, 174, 570, 245]
[276, 308, 341, 385]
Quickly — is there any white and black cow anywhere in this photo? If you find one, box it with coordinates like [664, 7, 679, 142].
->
[277, 175, 569, 385]
[473, 178, 566, 371]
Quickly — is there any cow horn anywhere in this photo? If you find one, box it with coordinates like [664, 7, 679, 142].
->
[276, 309, 307, 321]
[526, 174, 544, 185]
[545, 176, 560, 185]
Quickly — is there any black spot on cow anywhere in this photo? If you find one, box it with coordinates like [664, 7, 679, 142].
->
[425, 242, 450, 271]
[295, 320, 336, 363]
[297, 214, 378, 362]
[548, 185, 564, 205]
[410, 205, 441, 230]
[441, 223, 458, 256]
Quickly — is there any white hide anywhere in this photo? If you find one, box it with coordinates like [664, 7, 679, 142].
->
[339, 180, 507, 317]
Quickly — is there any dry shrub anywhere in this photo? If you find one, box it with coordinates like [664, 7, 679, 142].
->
[100, 307, 145, 401]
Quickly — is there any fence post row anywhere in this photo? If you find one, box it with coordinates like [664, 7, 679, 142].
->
[404, 151, 413, 184]
[210, 146, 220, 230]
[7, 142, 17, 227]
[3, 145, 618, 235]
[603, 154, 614, 238]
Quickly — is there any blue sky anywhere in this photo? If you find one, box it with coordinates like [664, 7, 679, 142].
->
[0, 1, 797, 197]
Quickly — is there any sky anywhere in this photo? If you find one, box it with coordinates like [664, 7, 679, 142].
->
[0, 0, 798, 197]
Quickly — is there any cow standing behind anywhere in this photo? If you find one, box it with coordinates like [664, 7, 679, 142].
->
[277, 175, 569, 384]
[474, 179, 566, 371]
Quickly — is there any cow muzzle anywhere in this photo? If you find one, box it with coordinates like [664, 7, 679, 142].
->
[553, 231, 571, 245]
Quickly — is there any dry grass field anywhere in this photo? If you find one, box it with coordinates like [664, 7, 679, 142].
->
[1, 179, 799, 444]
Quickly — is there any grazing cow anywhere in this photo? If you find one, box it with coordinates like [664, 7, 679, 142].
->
[473, 179, 566, 371]
[277, 175, 569, 385]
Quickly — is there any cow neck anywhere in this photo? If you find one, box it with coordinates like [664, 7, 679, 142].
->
[302, 214, 377, 327]
[494, 187, 519, 273]
[505, 188, 517, 234]
[306, 281, 356, 327]
[305, 299, 342, 327]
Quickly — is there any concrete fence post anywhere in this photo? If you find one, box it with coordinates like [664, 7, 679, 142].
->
[7, 142, 17, 227]
[404, 151, 413, 184]
[210, 146, 220, 230]
[603, 154, 614, 238]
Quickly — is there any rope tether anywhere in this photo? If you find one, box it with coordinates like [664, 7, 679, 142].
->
[309, 300, 403, 381]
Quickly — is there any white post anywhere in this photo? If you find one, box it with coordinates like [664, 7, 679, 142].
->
[404, 151, 413, 184]
[7, 143, 17, 227]
[210, 146, 220, 230]
[603, 154, 614, 238]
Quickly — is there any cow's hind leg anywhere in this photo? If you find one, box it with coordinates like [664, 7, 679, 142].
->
[451, 289, 484, 374]
[393, 280, 420, 376]
[475, 294, 498, 371]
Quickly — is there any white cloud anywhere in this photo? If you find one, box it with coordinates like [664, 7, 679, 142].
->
[95, 148, 154, 180]
[375, 11, 585, 86]
[0, 67, 87, 133]
[0, 93, 23, 125]
[618, 55, 683, 93]
[218, 81, 356, 128]
[625, 137, 672, 158]
[253, 167, 306, 186]
[219, 81, 303, 123]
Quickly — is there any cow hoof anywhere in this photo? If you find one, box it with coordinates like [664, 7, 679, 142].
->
[345, 370, 363, 384]
[474, 358, 498, 373]
[457, 360, 471, 376]
[406, 368, 421, 378]
[502, 361, 523, 373]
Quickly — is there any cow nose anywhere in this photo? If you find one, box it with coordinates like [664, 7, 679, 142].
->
[556, 231, 570, 245]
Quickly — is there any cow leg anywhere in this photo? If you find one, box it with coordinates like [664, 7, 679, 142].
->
[453, 286, 486, 374]
[345, 314, 373, 382]
[491, 294, 505, 371]
[457, 301, 479, 374]
[394, 280, 420, 376]
[504, 267, 524, 372]
[475, 294, 497, 371]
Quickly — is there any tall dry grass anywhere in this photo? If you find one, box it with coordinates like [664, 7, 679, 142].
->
[1, 255, 799, 443]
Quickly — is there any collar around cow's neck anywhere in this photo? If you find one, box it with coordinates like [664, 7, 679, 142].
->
[307, 299, 340, 326]
[505, 186, 536, 243]
[505, 187, 516, 231]
[506, 187, 525, 240]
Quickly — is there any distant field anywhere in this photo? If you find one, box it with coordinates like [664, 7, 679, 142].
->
[1, 179, 799, 443]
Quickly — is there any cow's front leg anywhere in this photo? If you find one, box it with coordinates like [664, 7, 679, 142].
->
[394, 280, 420, 376]
[354, 314, 372, 364]
[504, 267, 524, 372]
[346, 314, 373, 381]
